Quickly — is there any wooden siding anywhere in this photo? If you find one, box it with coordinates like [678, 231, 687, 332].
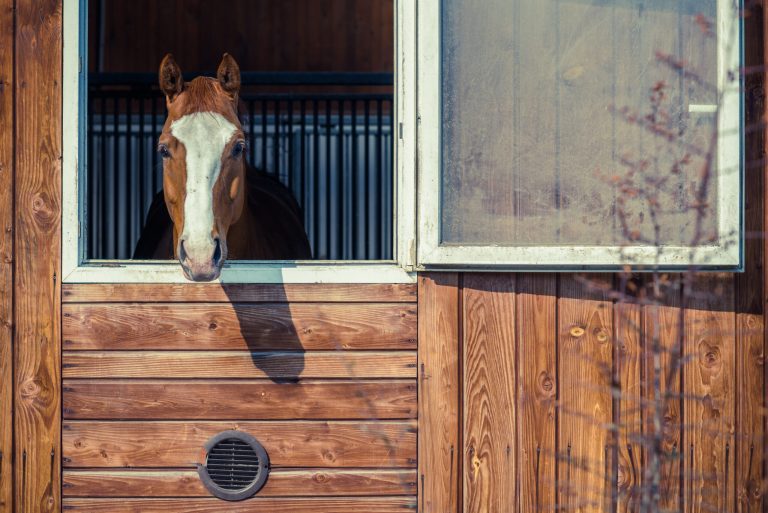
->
[61, 284, 418, 511]
[418, 271, 766, 513]
[14, 1, 62, 513]
[0, 0, 12, 510]
[90, 0, 394, 74]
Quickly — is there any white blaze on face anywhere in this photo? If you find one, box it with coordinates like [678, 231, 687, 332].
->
[170, 112, 238, 263]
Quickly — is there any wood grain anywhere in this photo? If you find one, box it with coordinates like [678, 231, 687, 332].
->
[62, 283, 417, 303]
[61, 497, 417, 513]
[643, 280, 683, 512]
[684, 275, 736, 513]
[558, 274, 614, 513]
[516, 274, 557, 513]
[0, 0, 12, 510]
[14, 0, 62, 512]
[615, 299, 642, 513]
[62, 351, 417, 379]
[63, 420, 417, 468]
[62, 303, 417, 350]
[737, 4, 766, 512]
[418, 273, 460, 513]
[63, 380, 417, 420]
[462, 274, 516, 513]
[93, 0, 394, 75]
[63, 469, 416, 497]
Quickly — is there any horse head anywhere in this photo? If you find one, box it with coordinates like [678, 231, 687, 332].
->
[157, 53, 247, 281]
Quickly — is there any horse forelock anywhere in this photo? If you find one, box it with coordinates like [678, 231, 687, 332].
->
[167, 76, 240, 125]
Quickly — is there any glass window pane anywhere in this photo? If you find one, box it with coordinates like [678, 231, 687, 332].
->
[440, 0, 727, 247]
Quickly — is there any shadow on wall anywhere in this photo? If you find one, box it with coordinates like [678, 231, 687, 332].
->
[222, 283, 305, 384]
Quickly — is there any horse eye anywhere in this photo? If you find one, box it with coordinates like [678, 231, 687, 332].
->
[158, 145, 171, 159]
[232, 141, 246, 158]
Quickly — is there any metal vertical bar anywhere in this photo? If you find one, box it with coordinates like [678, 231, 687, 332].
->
[387, 98, 394, 258]
[138, 94, 146, 231]
[300, 99, 306, 213]
[87, 89, 96, 259]
[126, 96, 134, 256]
[336, 99, 344, 259]
[325, 100, 332, 258]
[249, 99, 255, 166]
[273, 99, 280, 179]
[376, 98, 383, 259]
[364, 99, 370, 259]
[112, 96, 120, 258]
[100, 95, 107, 258]
[351, 98, 357, 259]
[287, 99, 294, 190]
[313, 99, 320, 258]
[261, 98, 268, 172]
[151, 95, 159, 192]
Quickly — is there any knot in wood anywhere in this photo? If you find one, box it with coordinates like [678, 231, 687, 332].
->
[538, 371, 554, 394]
[19, 378, 41, 398]
[594, 328, 610, 343]
[312, 472, 329, 484]
[569, 326, 585, 338]
[698, 342, 721, 370]
[31, 192, 57, 225]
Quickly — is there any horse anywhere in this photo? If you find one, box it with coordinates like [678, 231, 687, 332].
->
[133, 54, 312, 281]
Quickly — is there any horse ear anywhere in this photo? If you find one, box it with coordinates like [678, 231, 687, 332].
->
[217, 53, 241, 99]
[159, 54, 184, 102]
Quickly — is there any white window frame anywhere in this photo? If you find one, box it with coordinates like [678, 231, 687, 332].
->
[62, 0, 417, 284]
[416, 0, 744, 271]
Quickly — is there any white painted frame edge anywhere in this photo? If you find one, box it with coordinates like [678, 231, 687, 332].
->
[416, 0, 743, 270]
[61, 0, 417, 284]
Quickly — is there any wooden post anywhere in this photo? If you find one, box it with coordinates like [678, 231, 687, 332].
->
[418, 273, 460, 513]
[0, 0, 14, 510]
[13, 1, 62, 512]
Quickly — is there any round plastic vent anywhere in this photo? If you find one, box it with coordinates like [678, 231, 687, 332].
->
[198, 430, 270, 501]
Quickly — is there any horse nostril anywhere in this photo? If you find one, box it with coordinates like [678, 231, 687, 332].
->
[213, 238, 222, 264]
[179, 239, 188, 262]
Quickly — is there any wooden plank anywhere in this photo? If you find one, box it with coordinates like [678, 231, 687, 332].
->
[63, 469, 416, 497]
[63, 380, 417, 420]
[14, 0, 62, 512]
[63, 420, 417, 468]
[615, 299, 642, 513]
[683, 274, 736, 513]
[462, 273, 516, 513]
[643, 279, 683, 512]
[62, 283, 417, 303]
[62, 351, 417, 379]
[63, 303, 417, 351]
[95, 0, 394, 75]
[0, 0, 12, 511]
[418, 273, 460, 513]
[62, 497, 417, 513]
[736, 3, 766, 512]
[516, 274, 557, 513]
[558, 274, 614, 513]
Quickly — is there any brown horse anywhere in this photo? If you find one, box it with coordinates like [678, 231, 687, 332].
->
[133, 54, 312, 281]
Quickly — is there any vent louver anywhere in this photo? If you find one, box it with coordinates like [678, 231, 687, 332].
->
[198, 431, 270, 501]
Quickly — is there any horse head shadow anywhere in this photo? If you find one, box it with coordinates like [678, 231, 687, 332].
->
[223, 283, 305, 384]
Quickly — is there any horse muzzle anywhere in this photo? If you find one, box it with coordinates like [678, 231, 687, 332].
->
[178, 237, 225, 282]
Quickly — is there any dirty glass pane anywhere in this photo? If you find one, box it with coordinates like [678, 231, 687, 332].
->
[441, 0, 729, 247]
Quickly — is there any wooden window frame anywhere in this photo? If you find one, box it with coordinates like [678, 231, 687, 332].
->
[415, 0, 744, 271]
[62, 0, 418, 284]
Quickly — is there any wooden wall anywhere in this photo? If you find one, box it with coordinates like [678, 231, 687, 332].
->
[89, 0, 394, 73]
[59, 283, 417, 512]
[418, 271, 766, 513]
